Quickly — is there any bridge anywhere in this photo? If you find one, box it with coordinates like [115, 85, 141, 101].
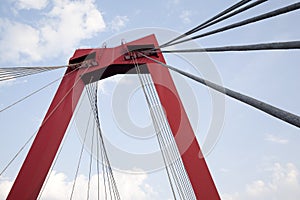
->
[0, 1, 300, 199]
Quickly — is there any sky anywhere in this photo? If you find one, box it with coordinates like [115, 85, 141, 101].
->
[0, 0, 300, 199]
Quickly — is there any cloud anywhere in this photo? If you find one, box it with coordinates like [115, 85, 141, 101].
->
[179, 10, 192, 24]
[222, 163, 300, 200]
[265, 134, 289, 144]
[97, 74, 135, 95]
[0, 177, 12, 200]
[97, 75, 124, 95]
[0, 170, 157, 199]
[14, 0, 49, 10]
[110, 16, 129, 32]
[0, 0, 106, 64]
[168, 0, 180, 5]
[40, 0, 105, 55]
[0, 19, 41, 63]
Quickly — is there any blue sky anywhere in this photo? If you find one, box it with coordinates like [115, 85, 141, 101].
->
[0, 0, 300, 199]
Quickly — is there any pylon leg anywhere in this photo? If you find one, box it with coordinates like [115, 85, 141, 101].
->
[148, 62, 220, 200]
[7, 70, 85, 200]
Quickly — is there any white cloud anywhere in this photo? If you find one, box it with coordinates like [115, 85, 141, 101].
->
[0, 19, 41, 63]
[97, 74, 135, 95]
[14, 0, 49, 10]
[265, 134, 289, 144]
[168, 0, 180, 5]
[179, 10, 192, 24]
[245, 180, 269, 197]
[40, 0, 105, 55]
[97, 75, 124, 95]
[222, 163, 300, 200]
[110, 16, 129, 32]
[0, 177, 12, 200]
[0, 170, 157, 199]
[0, 0, 106, 64]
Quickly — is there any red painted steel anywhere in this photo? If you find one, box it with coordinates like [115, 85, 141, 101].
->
[7, 69, 86, 199]
[144, 36, 220, 200]
[8, 35, 220, 199]
[148, 63, 220, 200]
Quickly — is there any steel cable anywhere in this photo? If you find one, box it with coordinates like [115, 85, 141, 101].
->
[37, 89, 88, 200]
[140, 53, 300, 129]
[70, 111, 93, 200]
[163, 2, 300, 48]
[87, 115, 96, 200]
[159, 41, 300, 53]
[0, 65, 70, 82]
[86, 81, 121, 200]
[0, 65, 91, 176]
[140, 73, 195, 199]
[130, 57, 179, 199]
[143, 74, 196, 199]
[131, 55, 196, 199]
[161, 0, 254, 47]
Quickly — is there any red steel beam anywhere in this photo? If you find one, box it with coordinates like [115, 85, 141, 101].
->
[7, 69, 85, 199]
[8, 34, 220, 199]
[145, 36, 220, 199]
